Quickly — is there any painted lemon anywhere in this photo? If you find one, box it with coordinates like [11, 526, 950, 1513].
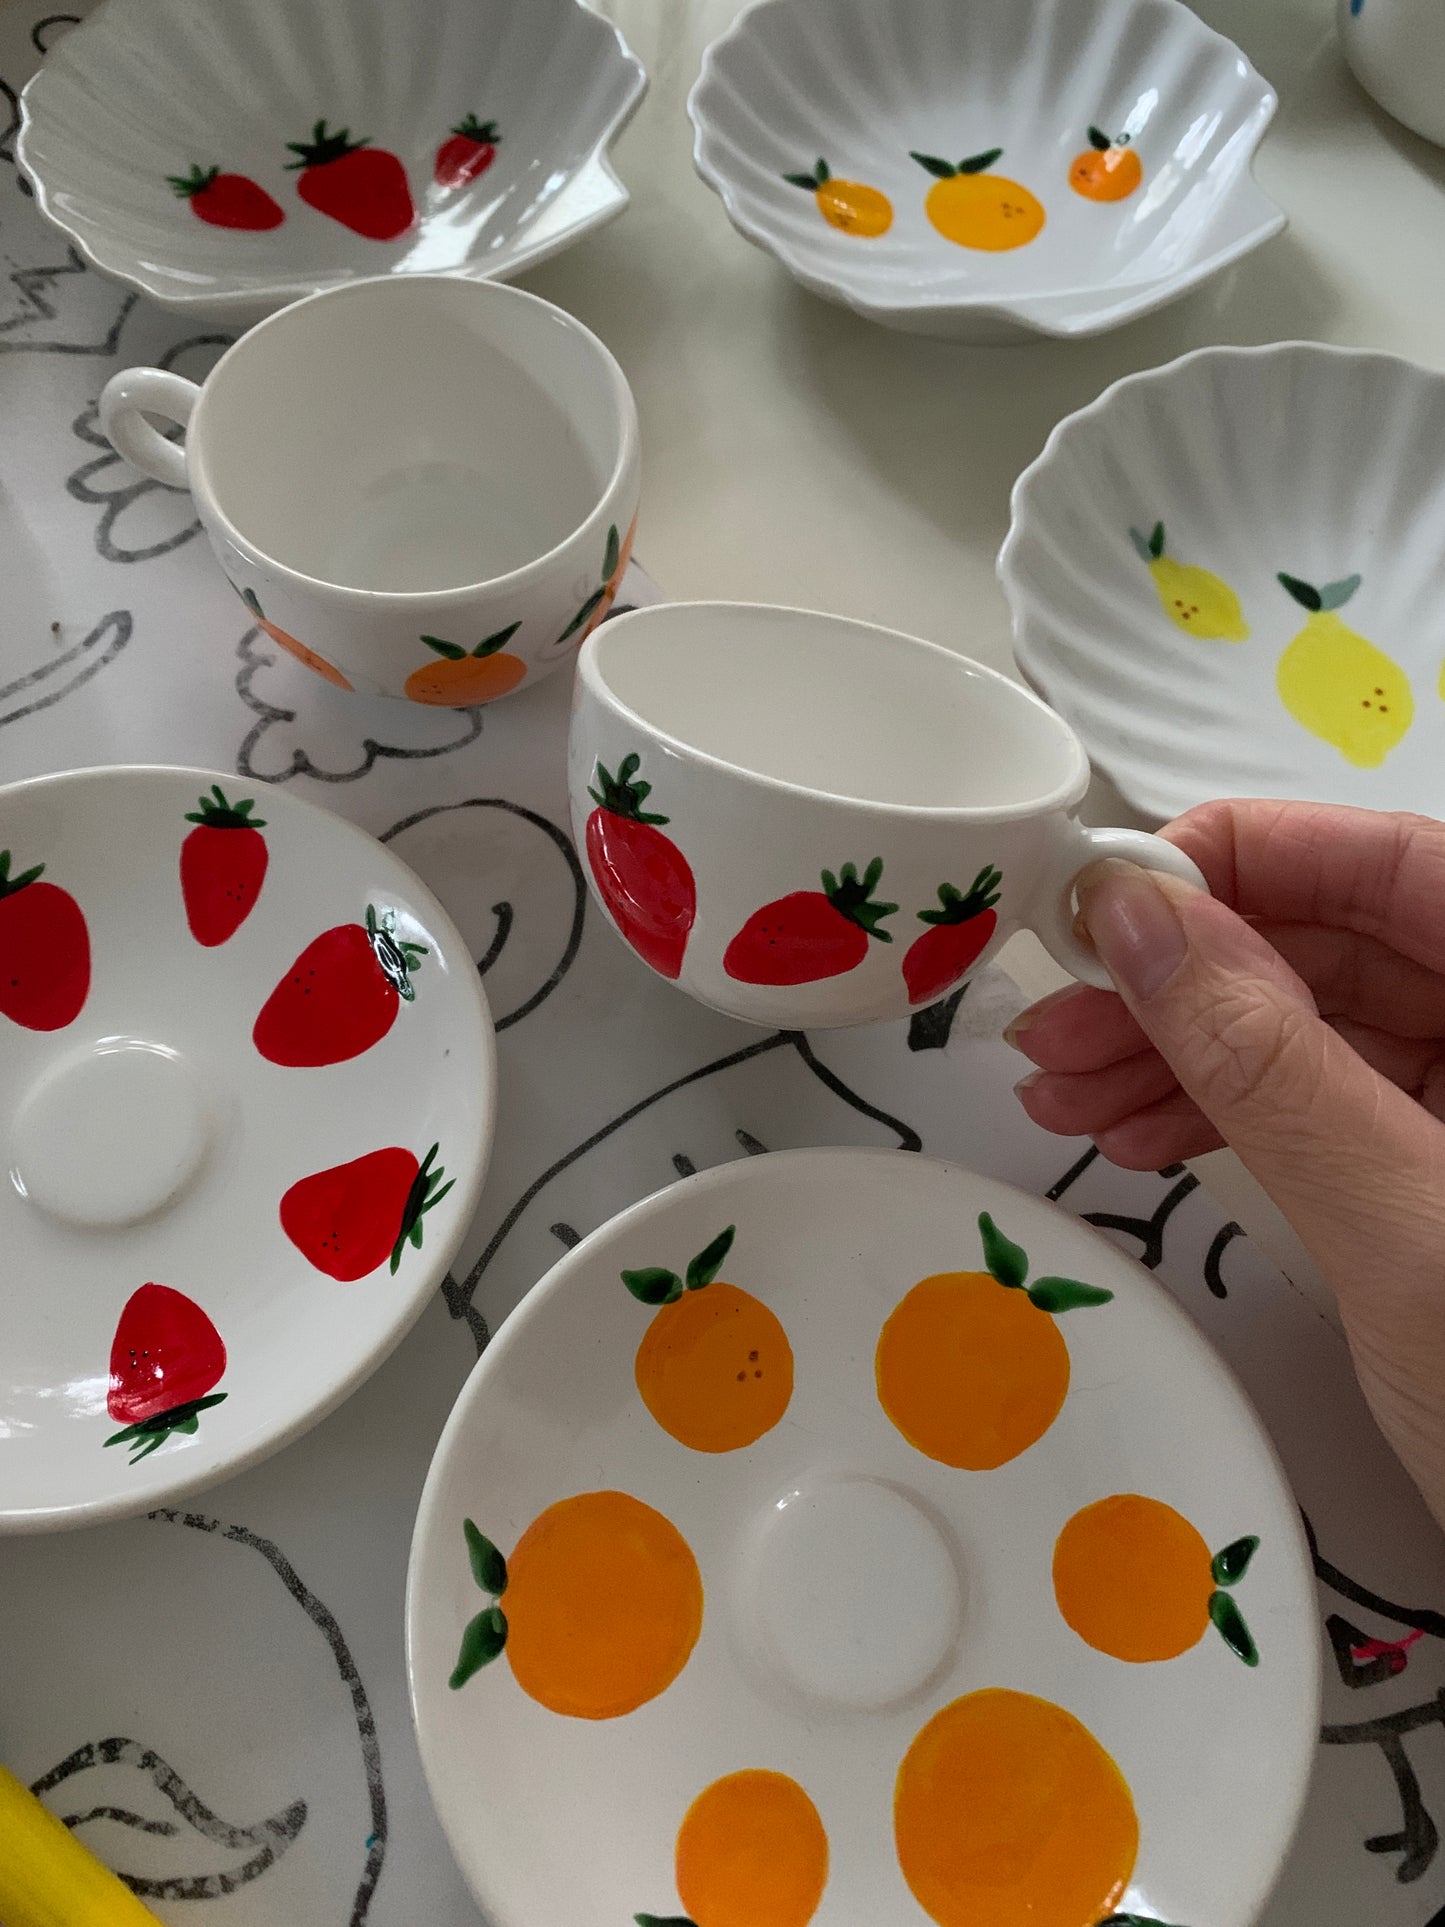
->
[1276, 571, 1412, 767]
[874, 1212, 1111, 1471]
[624, 1225, 794, 1453]
[894, 1688, 1138, 1927]
[1070, 126, 1142, 201]
[1053, 1493, 1260, 1664]
[447, 1491, 703, 1718]
[784, 157, 892, 237]
[910, 148, 1045, 250]
[1130, 522, 1249, 640]
[666, 1770, 829, 1927]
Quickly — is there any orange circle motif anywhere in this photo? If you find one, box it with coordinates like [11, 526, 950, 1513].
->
[675, 1769, 829, 1927]
[403, 650, 526, 705]
[635, 1282, 794, 1454]
[894, 1688, 1138, 1927]
[1053, 1492, 1217, 1662]
[1069, 143, 1143, 202]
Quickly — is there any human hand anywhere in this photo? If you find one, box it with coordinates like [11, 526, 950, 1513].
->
[1010, 799, 1445, 1528]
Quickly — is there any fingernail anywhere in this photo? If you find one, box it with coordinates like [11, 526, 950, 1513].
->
[1004, 1014, 1030, 1050]
[1013, 1070, 1042, 1095]
[1005, 984, 1088, 1049]
[1076, 859, 1187, 1001]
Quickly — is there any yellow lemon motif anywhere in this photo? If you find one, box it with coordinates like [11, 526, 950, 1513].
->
[1276, 571, 1412, 769]
[1130, 523, 1249, 641]
[910, 148, 1045, 251]
[783, 158, 892, 237]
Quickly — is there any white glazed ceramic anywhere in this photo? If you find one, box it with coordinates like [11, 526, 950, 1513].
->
[998, 341, 1445, 823]
[407, 1148, 1320, 1927]
[1338, 0, 1445, 148]
[0, 766, 495, 1532]
[566, 602, 1205, 1028]
[16, 0, 646, 321]
[99, 276, 640, 708]
[687, 0, 1284, 344]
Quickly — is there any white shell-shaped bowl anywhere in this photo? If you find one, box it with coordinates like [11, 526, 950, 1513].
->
[688, 0, 1284, 344]
[17, 0, 646, 321]
[999, 342, 1445, 821]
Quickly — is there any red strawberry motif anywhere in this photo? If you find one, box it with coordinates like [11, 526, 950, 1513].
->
[902, 865, 1003, 1006]
[585, 754, 696, 979]
[167, 164, 285, 231]
[105, 1283, 228, 1464]
[254, 904, 426, 1067]
[284, 121, 415, 240]
[724, 859, 896, 986]
[435, 114, 500, 188]
[180, 784, 269, 947]
[281, 1142, 455, 1281]
[0, 848, 90, 1032]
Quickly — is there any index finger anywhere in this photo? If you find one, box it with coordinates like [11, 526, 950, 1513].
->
[1164, 799, 1445, 977]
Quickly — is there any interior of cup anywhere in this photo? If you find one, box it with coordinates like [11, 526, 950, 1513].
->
[590, 604, 1086, 811]
[191, 277, 627, 593]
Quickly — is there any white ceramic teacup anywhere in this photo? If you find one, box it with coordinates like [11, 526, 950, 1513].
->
[99, 275, 640, 705]
[568, 603, 1206, 1028]
[1339, 0, 1445, 147]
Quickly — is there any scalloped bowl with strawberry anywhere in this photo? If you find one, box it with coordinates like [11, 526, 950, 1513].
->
[0, 766, 495, 1533]
[15, 0, 646, 319]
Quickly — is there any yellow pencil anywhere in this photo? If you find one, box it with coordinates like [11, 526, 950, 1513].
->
[0, 1765, 166, 1927]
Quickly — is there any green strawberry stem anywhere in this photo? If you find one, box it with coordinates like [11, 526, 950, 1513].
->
[389, 1142, 455, 1273]
[452, 114, 499, 142]
[978, 1211, 1113, 1310]
[0, 850, 45, 900]
[167, 164, 221, 198]
[104, 1392, 228, 1464]
[184, 783, 265, 830]
[911, 148, 1002, 177]
[366, 903, 427, 1002]
[820, 857, 897, 941]
[284, 120, 370, 170]
[918, 865, 1001, 926]
[588, 753, 669, 826]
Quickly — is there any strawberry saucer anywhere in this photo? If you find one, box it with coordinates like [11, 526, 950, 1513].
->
[0, 766, 495, 1532]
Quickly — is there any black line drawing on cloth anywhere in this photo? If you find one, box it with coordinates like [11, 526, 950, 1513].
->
[0, 74, 23, 181]
[445, 1031, 922, 1349]
[380, 798, 586, 1033]
[66, 335, 232, 560]
[0, 608, 130, 727]
[1045, 1145, 1201, 1269]
[235, 627, 485, 783]
[30, 1737, 306, 1899]
[1204, 1219, 1245, 1299]
[32, 13, 81, 52]
[148, 1508, 386, 1926]
[0, 243, 137, 353]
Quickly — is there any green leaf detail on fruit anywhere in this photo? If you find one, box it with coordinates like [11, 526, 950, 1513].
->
[463, 1518, 509, 1595]
[1100, 1915, 1187, 1926]
[167, 164, 221, 198]
[1088, 126, 1113, 151]
[784, 157, 831, 189]
[1208, 1587, 1259, 1665]
[452, 114, 500, 142]
[624, 1226, 735, 1306]
[1278, 571, 1360, 614]
[451, 1517, 511, 1687]
[104, 1392, 228, 1464]
[365, 903, 427, 1003]
[634, 1916, 698, 1926]
[819, 857, 897, 941]
[184, 782, 266, 831]
[389, 1142, 456, 1273]
[917, 865, 1001, 926]
[284, 119, 371, 170]
[1129, 521, 1166, 563]
[589, 753, 669, 827]
[554, 524, 624, 645]
[911, 147, 1002, 177]
[1211, 1533, 1260, 1586]
[687, 1224, 736, 1289]
[978, 1211, 1114, 1312]
[0, 849, 45, 900]
[421, 620, 521, 663]
[603, 522, 621, 580]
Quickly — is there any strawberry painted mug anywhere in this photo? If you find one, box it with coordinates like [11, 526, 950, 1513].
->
[568, 602, 1207, 1028]
[98, 275, 640, 705]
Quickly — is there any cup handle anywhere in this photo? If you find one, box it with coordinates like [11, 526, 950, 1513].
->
[98, 367, 200, 491]
[1027, 823, 1208, 991]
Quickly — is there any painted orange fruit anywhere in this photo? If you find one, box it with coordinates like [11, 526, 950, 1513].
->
[240, 585, 353, 690]
[784, 158, 893, 237]
[895, 1688, 1138, 1927]
[1069, 127, 1143, 202]
[911, 148, 1044, 250]
[447, 1491, 703, 1718]
[672, 1769, 829, 1927]
[875, 1211, 1112, 1470]
[554, 516, 638, 655]
[404, 621, 525, 705]
[1054, 1492, 1261, 1664]
[625, 1225, 794, 1453]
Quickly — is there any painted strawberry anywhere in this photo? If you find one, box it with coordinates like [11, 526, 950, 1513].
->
[435, 114, 500, 188]
[105, 1283, 228, 1464]
[585, 754, 696, 979]
[724, 859, 896, 986]
[902, 865, 1002, 1006]
[280, 1142, 454, 1280]
[284, 120, 415, 240]
[180, 785, 269, 947]
[0, 848, 90, 1031]
[167, 164, 285, 230]
[253, 904, 426, 1067]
